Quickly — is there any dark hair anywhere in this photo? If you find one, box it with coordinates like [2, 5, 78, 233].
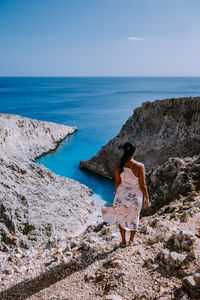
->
[119, 142, 136, 173]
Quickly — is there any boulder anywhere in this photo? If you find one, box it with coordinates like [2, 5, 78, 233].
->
[182, 275, 200, 298]
[182, 276, 196, 289]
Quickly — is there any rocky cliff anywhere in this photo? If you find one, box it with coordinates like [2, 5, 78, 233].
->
[0, 112, 200, 299]
[145, 155, 200, 215]
[80, 97, 200, 179]
[0, 114, 94, 252]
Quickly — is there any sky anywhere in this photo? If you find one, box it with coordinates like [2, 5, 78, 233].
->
[0, 0, 200, 76]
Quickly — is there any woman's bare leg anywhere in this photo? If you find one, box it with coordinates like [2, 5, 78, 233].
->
[128, 230, 136, 245]
[119, 224, 126, 247]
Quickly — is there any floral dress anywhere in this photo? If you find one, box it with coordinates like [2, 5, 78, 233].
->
[102, 167, 143, 231]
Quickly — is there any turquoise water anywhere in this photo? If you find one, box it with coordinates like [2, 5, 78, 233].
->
[0, 77, 200, 205]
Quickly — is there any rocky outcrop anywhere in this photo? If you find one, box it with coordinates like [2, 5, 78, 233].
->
[157, 230, 196, 270]
[0, 114, 94, 252]
[0, 113, 77, 160]
[80, 97, 200, 179]
[144, 155, 200, 215]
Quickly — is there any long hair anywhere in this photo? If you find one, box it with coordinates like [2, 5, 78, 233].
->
[119, 142, 136, 173]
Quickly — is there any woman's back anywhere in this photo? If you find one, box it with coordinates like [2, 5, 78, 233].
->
[120, 166, 139, 187]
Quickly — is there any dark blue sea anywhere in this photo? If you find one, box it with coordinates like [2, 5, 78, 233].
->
[0, 77, 200, 205]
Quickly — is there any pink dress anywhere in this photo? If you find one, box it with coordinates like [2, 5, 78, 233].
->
[102, 167, 143, 231]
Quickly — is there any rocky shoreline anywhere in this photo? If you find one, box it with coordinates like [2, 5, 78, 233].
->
[0, 114, 95, 253]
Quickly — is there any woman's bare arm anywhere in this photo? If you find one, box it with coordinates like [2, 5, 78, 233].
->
[139, 164, 149, 206]
[115, 163, 121, 193]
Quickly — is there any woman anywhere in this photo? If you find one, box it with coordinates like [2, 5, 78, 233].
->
[102, 142, 149, 247]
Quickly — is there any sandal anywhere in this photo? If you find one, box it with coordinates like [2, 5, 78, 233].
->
[128, 240, 140, 246]
[120, 242, 127, 248]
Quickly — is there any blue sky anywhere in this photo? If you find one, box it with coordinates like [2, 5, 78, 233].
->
[0, 0, 200, 76]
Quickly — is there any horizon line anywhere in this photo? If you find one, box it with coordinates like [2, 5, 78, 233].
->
[1, 75, 200, 78]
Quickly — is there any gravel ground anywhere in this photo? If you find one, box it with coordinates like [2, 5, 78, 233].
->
[0, 196, 199, 300]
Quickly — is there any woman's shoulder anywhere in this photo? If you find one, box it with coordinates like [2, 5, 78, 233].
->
[131, 160, 145, 170]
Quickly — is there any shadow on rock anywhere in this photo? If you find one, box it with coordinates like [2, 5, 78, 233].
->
[0, 244, 120, 300]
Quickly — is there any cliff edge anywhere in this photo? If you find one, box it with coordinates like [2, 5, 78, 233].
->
[80, 97, 200, 179]
[0, 114, 94, 252]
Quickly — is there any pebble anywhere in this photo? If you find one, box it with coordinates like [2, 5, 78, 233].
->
[13, 266, 20, 273]
[81, 242, 90, 251]
[113, 260, 121, 267]
[144, 257, 154, 267]
[56, 252, 64, 260]
[188, 249, 197, 259]
[56, 246, 63, 253]
[3, 268, 14, 275]
[85, 271, 96, 281]
[65, 251, 72, 258]
[20, 266, 27, 273]
[105, 294, 122, 300]
[88, 235, 98, 243]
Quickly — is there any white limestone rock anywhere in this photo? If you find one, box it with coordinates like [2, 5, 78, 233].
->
[0, 114, 94, 251]
[168, 252, 187, 268]
[171, 230, 195, 251]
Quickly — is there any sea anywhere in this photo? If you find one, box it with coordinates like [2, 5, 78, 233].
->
[0, 77, 200, 206]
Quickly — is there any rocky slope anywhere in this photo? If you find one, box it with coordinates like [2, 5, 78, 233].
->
[0, 108, 200, 299]
[80, 97, 200, 179]
[0, 114, 94, 252]
[0, 194, 199, 299]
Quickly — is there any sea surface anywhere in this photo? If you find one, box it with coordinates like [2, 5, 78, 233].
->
[0, 77, 200, 205]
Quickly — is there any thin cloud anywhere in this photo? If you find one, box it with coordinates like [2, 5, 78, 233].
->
[128, 36, 146, 41]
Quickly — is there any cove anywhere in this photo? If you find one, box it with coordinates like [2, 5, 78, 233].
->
[1, 77, 200, 205]
[36, 131, 115, 206]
